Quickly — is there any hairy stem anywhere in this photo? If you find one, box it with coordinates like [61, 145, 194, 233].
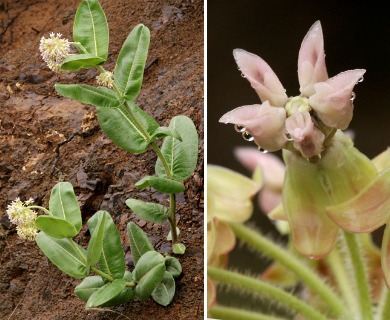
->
[209, 305, 284, 320]
[168, 194, 178, 244]
[28, 206, 52, 216]
[230, 223, 347, 318]
[343, 231, 373, 320]
[208, 266, 328, 320]
[376, 287, 390, 320]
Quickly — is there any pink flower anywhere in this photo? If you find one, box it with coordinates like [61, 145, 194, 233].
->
[220, 21, 365, 159]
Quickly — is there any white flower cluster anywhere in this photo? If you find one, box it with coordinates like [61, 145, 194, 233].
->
[7, 198, 38, 240]
[39, 32, 70, 72]
[96, 71, 114, 88]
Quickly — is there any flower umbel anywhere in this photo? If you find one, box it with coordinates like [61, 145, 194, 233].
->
[7, 197, 38, 240]
[96, 71, 114, 88]
[39, 32, 70, 72]
[220, 21, 365, 160]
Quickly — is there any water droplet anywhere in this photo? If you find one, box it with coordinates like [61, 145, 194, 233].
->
[241, 73, 246, 78]
[350, 92, 356, 101]
[357, 76, 364, 83]
[234, 124, 246, 133]
[242, 131, 254, 141]
[285, 132, 293, 141]
[258, 147, 268, 153]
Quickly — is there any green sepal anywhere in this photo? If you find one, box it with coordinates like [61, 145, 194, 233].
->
[135, 176, 185, 194]
[35, 216, 78, 239]
[49, 182, 82, 232]
[36, 232, 87, 278]
[125, 199, 169, 223]
[151, 272, 175, 306]
[155, 116, 198, 181]
[133, 251, 166, 301]
[127, 222, 154, 265]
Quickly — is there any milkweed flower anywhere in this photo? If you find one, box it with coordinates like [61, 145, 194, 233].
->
[7, 197, 38, 240]
[96, 70, 114, 88]
[39, 32, 70, 72]
[219, 21, 390, 263]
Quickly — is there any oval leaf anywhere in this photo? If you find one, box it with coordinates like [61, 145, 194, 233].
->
[127, 222, 154, 265]
[135, 176, 185, 194]
[164, 256, 182, 278]
[86, 211, 106, 269]
[172, 243, 186, 255]
[61, 54, 105, 71]
[114, 24, 150, 100]
[151, 272, 175, 306]
[55, 84, 121, 109]
[125, 199, 169, 223]
[155, 116, 198, 181]
[150, 126, 182, 142]
[133, 251, 166, 301]
[49, 182, 82, 232]
[86, 278, 126, 308]
[35, 216, 78, 239]
[73, 0, 109, 59]
[36, 232, 87, 278]
[75, 276, 105, 302]
[88, 211, 125, 279]
[97, 102, 159, 154]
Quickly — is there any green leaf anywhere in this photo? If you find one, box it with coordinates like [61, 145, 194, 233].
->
[55, 84, 121, 108]
[88, 211, 125, 279]
[155, 116, 198, 181]
[127, 222, 154, 265]
[114, 24, 150, 100]
[73, 0, 109, 59]
[172, 243, 186, 255]
[86, 211, 106, 269]
[133, 251, 166, 301]
[61, 54, 106, 71]
[36, 232, 87, 278]
[49, 182, 82, 232]
[151, 272, 175, 306]
[125, 199, 169, 223]
[167, 227, 180, 241]
[35, 216, 78, 239]
[164, 256, 182, 278]
[150, 126, 182, 142]
[96, 101, 159, 154]
[86, 278, 126, 308]
[135, 176, 185, 194]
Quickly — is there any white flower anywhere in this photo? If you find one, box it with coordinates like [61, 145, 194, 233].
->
[39, 32, 70, 72]
[16, 223, 38, 241]
[96, 71, 114, 88]
[7, 197, 37, 225]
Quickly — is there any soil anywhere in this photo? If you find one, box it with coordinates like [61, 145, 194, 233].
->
[0, 0, 204, 319]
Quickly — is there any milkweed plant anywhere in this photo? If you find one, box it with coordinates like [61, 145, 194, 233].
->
[208, 21, 390, 320]
[7, 0, 198, 309]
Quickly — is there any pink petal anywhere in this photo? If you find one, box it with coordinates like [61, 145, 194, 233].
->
[259, 188, 283, 214]
[298, 21, 328, 97]
[233, 49, 288, 107]
[219, 102, 287, 152]
[326, 168, 390, 233]
[285, 110, 325, 158]
[309, 69, 366, 129]
[234, 147, 285, 190]
[381, 223, 390, 288]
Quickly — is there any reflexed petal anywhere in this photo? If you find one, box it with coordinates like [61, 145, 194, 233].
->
[219, 102, 287, 152]
[298, 21, 328, 97]
[372, 148, 390, 172]
[309, 69, 366, 129]
[208, 165, 260, 222]
[233, 49, 288, 107]
[326, 168, 390, 233]
[234, 146, 285, 190]
[285, 110, 325, 158]
[381, 223, 390, 289]
[208, 219, 236, 266]
[207, 277, 217, 308]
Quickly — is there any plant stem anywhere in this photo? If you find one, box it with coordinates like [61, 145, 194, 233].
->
[209, 305, 284, 320]
[208, 266, 328, 320]
[28, 206, 52, 216]
[324, 246, 359, 315]
[376, 286, 390, 320]
[230, 223, 347, 318]
[343, 231, 373, 320]
[168, 194, 178, 244]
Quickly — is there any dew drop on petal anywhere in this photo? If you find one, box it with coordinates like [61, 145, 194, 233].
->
[241, 73, 246, 78]
[356, 76, 364, 84]
[234, 124, 246, 133]
[242, 131, 254, 141]
[350, 92, 356, 101]
[258, 147, 268, 153]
